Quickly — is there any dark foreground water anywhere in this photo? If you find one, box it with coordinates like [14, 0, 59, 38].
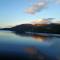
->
[0, 30, 60, 60]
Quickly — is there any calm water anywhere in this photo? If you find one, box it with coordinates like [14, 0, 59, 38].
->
[0, 30, 60, 60]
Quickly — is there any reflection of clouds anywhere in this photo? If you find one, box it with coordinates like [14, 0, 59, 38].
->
[32, 34, 54, 46]
[24, 47, 37, 55]
[24, 46, 47, 60]
[32, 35, 47, 42]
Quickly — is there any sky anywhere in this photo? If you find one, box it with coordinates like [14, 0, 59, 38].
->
[0, 0, 60, 27]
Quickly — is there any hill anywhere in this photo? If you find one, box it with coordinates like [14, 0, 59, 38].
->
[1, 23, 60, 34]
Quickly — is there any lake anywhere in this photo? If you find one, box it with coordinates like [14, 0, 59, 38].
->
[0, 30, 60, 60]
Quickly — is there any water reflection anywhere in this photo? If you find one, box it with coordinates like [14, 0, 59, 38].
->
[32, 34, 54, 46]
[0, 31, 59, 60]
[11, 31, 60, 60]
[32, 34, 47, 42]
[13, 32, 52, 42]
[24, 47, 47, 60]
[13, 32, 60, 42]
[12, 32, 54, 47]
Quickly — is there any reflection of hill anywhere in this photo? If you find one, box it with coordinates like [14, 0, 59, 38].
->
[14, 32, 48, 41]
[24, 47, 47, 60]
[13, 31, 49, 42]
[13, 31, 60, 43]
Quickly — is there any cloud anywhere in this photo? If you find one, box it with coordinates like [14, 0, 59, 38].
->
[56, 0, 60, 4]
[25, 0, 60, 14]
[32, 18, 54, 24]
[25, 1, 47, 14]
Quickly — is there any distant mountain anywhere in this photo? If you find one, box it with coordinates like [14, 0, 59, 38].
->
[1, 23, 60, 34]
